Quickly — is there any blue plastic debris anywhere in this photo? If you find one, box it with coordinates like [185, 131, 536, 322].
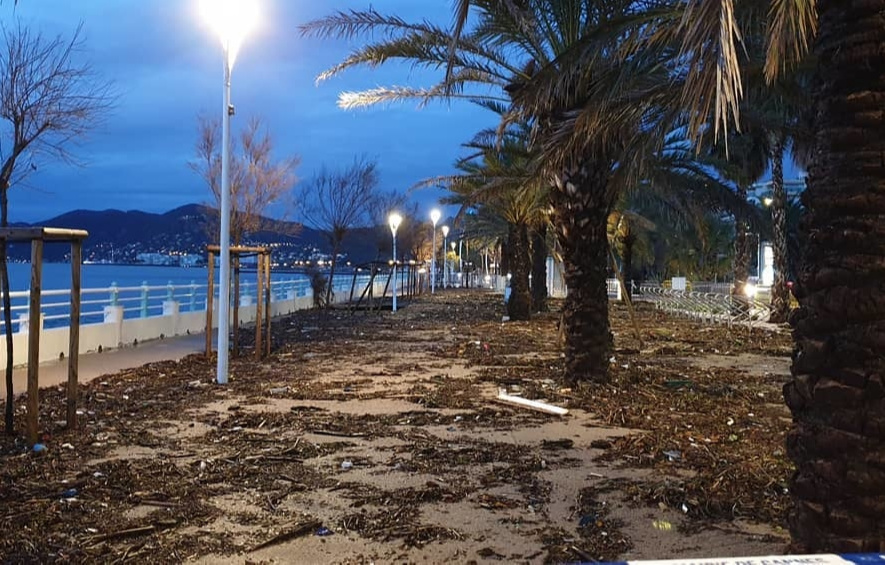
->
[315, 527, 334, 536]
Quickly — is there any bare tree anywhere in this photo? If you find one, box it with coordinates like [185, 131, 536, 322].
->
[0, 22, 114, 434]
[299, 156, 379, 307]
[189, 115, 299, 246]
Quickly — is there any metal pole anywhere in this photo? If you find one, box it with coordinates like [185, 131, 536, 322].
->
[443, 235, 447, 288]
[431, 227, 437, 293]
[216, 44, 232, 385]
[392, 233, 398, 312]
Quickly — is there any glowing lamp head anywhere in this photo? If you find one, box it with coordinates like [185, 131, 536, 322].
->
[201, 0, 259, 68]
[744, 282, 758, 298]
[430, 209, 441, 226]
[388, 212, 403, 235]
[763, 197, 773, 207]
[441, 225, 449, 238]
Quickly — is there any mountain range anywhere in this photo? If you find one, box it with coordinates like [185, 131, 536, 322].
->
[7, 204, 385, 265]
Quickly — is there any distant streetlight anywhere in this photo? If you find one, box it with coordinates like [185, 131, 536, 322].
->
[201, 0, 259, 385]
[430, 209, 441, 293]
[441, 225, 449, 289]
[389, 212, 403, 312]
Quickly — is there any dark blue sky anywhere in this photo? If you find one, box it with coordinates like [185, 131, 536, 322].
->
[3, 1, 494, 223]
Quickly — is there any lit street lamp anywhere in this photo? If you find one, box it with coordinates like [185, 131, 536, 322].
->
[389, 212, 403, 312]
[430, 209, 441, 293]
[201, 0, 259, 385]
[441, 225, 449, 289]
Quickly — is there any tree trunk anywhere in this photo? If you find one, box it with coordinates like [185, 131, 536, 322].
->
[622, 234, 636, 298]
[731, 183, 751, 310]
[530, 224, 548, 312]
[783, 0, 885, 552]
[1, 185, 12, 435]
[551, 164, 615, 383]
[507, 222, 531, 321]
[325, 241, 341, 309]
[769, 134, 790, 323]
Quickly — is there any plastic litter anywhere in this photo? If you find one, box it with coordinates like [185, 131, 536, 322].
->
[314, 527, 334, 536]
[61, 488, 78, 499]
[340, 461, 353, 471]
[652, 520, 673, 531]
[663, 450, 681, 462]
[32, 443, 46, 453]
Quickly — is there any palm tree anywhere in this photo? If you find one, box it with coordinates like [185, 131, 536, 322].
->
[677, 0, 885, 553]
[302, 2, 685, 383]
[432, 124, 546, 321]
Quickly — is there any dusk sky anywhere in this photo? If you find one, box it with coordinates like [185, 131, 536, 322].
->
[2, 1, 494, 223]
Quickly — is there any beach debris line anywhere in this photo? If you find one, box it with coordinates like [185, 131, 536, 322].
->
[250, 518, 323, 552]
[495, 387, 568, 416]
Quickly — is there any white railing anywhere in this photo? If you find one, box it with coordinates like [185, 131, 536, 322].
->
[0, 271, 396, 367]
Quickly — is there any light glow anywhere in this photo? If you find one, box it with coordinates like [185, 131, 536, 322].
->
[744, 282, 758, 298]
[388, 212, 403, 235]
[430, 209, 441, 225]
[201, 0, 259, 68]
[441, 225, 449, 238]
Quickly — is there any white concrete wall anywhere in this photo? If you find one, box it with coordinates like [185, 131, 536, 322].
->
[2, 279, 402, 368]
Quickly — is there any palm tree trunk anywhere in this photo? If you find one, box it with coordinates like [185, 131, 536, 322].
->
[769, 134, 790, 323]
[622, 234, 636, 298]
[783, 0, 885, 552]
[507, 222, 531, 321]
[732, 184, 750, 308]
[551, 164, 614, 383]
[530, 224, 548, 312]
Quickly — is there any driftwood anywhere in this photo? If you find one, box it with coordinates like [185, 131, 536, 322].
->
[250, 519, 322, 552]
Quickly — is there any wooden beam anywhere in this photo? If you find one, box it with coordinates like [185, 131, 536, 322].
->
[67, 241, 82, 429]
[26, 239, 43, 445]
[254, 255, 263, 360]
[205, 252, 215, 356]
[264, 253, 271, 357]
[233, 257, 240, 358]
[0, 227, 88, 242]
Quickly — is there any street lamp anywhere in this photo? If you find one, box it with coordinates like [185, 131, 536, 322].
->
[389, 212, 403, 312]
[430, 209, 441, 293]
[441, 225, 449, 289]
[201, 0, 259, 385]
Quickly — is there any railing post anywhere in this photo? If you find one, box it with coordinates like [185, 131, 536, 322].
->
[110, 281, 119, 307]
[190, 280, 197, 312]
[140, 281, 149, 318]
[167, 280, 174, 302]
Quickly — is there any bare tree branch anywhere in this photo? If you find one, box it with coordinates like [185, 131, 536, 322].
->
[189, 115, 300, 246]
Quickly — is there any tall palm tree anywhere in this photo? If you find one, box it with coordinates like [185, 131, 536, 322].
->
[432, 125, 546, 320]
[302, 1, 684, 383]
[678, 0, 885, 552]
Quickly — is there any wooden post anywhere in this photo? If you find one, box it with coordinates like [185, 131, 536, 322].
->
[264, 252, 271, 357]
[206, 252, 215, 355]
[255, 254, 263, 360]
[67, 241, 82, 429]
[26, 239, 43, 445]
[233, 255, 240, 357]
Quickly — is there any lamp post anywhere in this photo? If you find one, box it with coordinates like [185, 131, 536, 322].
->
[430, 209, 441, 293]
[389, 212, 403, 312]
[441, 225, 449, 289]
[201, 0, 258, 385]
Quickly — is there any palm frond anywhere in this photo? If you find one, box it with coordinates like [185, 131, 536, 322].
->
[677, 0, 745, 144]
[764, 0, 817, 83]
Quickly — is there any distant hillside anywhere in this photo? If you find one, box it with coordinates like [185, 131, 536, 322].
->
[7, 204, 385, 264]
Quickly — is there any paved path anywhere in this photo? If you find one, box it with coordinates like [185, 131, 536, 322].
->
[1, 333, 207, 399]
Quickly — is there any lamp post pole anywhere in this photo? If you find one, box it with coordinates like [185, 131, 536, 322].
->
[441, 225, 449, 289]
[202, 0, 257, 385]
[430, 209, 440, 293]
[389, 213, 402, 312]
[216, 36, 234, 384]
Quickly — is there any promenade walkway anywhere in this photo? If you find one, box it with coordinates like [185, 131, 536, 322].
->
[1, 333, 206, 399]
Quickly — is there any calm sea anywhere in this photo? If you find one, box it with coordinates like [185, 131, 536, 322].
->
[6, 262, 317, 292]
